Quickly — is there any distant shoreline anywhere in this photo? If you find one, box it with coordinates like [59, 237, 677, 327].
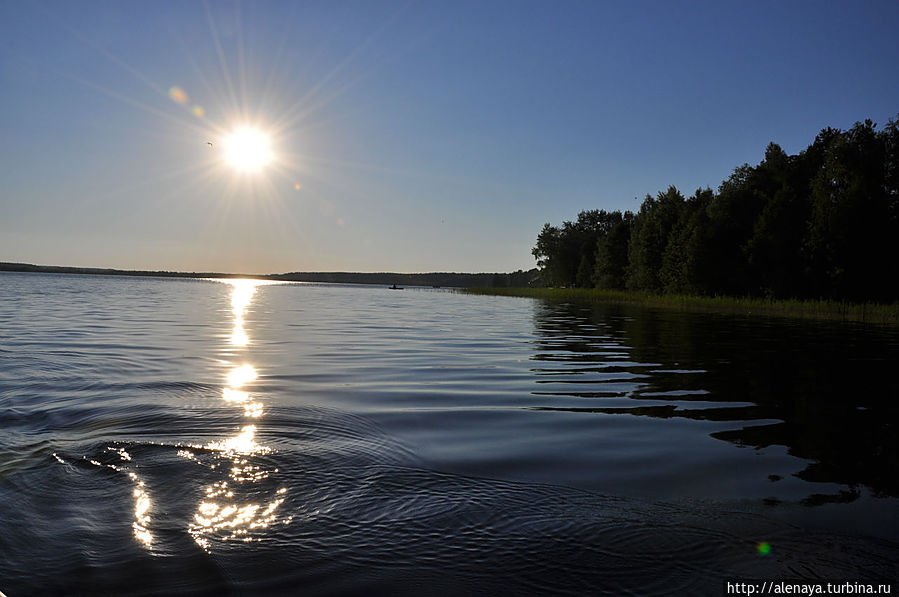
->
[464, 287, 899, 326]
[0, 262, 537, 289]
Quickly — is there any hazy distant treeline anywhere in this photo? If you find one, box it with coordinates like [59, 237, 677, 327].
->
[533, 118, 899, 302]
[0, 262, 538, 289]
[274, 270, 537, 288]
[0, 262, 233, 279]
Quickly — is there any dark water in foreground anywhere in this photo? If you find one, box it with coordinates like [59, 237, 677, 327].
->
[0, 272, 897, 595]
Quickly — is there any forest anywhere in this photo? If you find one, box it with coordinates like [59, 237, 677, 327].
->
[0, 262, 537, 289]
[532, 118, 899, 302]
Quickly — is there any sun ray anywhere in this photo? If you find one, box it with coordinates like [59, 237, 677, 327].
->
[234, 0, 249, 119]
[39, 3, 169, 99]
[32, 0, 446, 274]
[80, 160, 216, 211]
[54, 69, 211, 139]
[172, 31, 232, 123]
[257, 4, 304, 120]
[270, 2, 412, 134]
[203, 0, 241, 117]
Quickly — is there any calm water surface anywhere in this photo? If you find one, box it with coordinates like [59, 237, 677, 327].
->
[1, 272, 897, 595]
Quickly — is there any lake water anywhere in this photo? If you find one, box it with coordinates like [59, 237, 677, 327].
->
[1, 272, 897, 595]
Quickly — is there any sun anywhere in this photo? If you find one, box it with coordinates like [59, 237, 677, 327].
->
[222, 126, 273, 173]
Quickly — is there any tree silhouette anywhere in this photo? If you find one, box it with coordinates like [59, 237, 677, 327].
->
[533, 115, 899, 302]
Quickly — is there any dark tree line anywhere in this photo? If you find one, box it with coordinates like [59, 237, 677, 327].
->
[532, 118, 899, 302]
[1, 263, 539, 289]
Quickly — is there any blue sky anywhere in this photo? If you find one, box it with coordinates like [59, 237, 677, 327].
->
[1, 0, 897, 273]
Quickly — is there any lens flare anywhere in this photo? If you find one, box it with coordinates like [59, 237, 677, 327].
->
[168, 85, 189, 104]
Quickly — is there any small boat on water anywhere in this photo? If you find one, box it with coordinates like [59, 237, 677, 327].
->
[388, 284, 404, 290]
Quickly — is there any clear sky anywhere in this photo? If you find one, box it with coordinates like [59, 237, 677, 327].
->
[2, 1, 897, 274]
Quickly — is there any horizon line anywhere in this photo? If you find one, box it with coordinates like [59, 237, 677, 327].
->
[0, 261, 537, 278]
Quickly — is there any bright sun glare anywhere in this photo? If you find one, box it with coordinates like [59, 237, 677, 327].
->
[222, 126, 273, 173]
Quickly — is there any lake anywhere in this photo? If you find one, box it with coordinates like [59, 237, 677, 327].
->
[0, 272, 896, 595]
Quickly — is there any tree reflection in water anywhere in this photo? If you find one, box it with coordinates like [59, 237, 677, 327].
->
[530, 301, 899, 500]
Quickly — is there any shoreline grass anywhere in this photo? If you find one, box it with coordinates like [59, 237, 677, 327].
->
[462, 287, 899, 326]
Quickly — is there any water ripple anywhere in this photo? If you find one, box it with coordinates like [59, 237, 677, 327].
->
[1, 274, 897, 595]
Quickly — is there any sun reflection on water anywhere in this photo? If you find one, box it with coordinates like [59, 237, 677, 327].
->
[189, 483, 288, 548]
[231, 326, 250, 347]
[226, 363, 258, 389]
[222, 387, 264, 418]
[130, 472, 153, 547]
[229, 279, 261, 347]
[207, 424, 270, 456]
[185, 279, 290, 550]
[97, 446, 155, 548]
[64, 446, 156, 548]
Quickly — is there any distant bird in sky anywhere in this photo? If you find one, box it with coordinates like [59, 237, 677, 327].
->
[207, 141, 214, 149]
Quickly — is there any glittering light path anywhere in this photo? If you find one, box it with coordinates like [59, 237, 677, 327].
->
[187, 279, 290, 549]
